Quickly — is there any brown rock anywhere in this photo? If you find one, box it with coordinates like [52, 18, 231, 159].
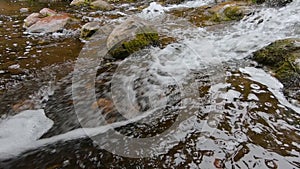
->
[214, 158, 224, 169]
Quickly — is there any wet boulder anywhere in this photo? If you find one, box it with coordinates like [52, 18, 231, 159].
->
[107, 17, 159, 59]
[252, 38, 300, 101]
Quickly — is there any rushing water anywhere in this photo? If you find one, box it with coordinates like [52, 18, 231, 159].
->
[0, 0, 300, 168]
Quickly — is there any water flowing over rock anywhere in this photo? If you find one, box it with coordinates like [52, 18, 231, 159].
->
[265, 0, 293, 7]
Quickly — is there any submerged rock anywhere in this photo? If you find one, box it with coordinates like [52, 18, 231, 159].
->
[80, 21, 101, 39]
[252, 38, 300, 101]
[107, 17, 159, 59]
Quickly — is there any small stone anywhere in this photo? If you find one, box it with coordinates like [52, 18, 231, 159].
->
[265, 159, 278, 169]
[91, 0, 114, 11]
[214, 159, 224, 169]
[24, 13, 41, 28]
[80, 22, 101, 39]
[20, 8, 29, 13]
[39, 8, 57, 16]
[70, 0, 87, 6]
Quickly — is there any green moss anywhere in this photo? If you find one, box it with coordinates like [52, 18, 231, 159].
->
[253, 39, 298, 66]
[253, 38, 300, 85]
[109, 31, 159, 59]
[224, 6, 243, 21]
[251, 0, 265, 4]
[210, 13, 222, 22]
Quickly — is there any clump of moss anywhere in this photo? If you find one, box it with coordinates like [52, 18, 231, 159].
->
[253, 39, 300, 69]
[210, 13, 222, 22]
[224, 6, 243, 21]
[252, 38, 300, 100]
[108, 29, 159, 59]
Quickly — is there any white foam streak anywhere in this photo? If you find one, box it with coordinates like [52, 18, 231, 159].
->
[0, 107, 161, 160]
[240, 67, 300, 113]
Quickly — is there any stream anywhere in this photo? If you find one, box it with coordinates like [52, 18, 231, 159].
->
[0, 0, 299, 168]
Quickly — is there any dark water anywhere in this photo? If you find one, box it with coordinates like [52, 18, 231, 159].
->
[0, 0, 83, 116]
[0, 0, 299, 168]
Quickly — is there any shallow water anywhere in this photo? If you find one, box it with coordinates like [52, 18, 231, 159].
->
[0, 0, 299, 168]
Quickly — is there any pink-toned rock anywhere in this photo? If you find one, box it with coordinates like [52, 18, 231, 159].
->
[24, 13, 41, 27]
[39, 8, 57, 16]
[27, 14, 70, 33]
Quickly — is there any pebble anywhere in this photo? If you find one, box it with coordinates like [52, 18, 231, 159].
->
[20, 8, 29, 13]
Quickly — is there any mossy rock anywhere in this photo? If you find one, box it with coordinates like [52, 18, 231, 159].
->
[252, 38, 300, 101]
[253, 39, 300, 70]
[107, 18, 160, 59]
[109, 32, 159, 59]
[167, 1, 247, 27]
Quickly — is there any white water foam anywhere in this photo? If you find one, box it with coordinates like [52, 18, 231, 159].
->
[0, 109, 53, 159]
[0, 107, 161, 160]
